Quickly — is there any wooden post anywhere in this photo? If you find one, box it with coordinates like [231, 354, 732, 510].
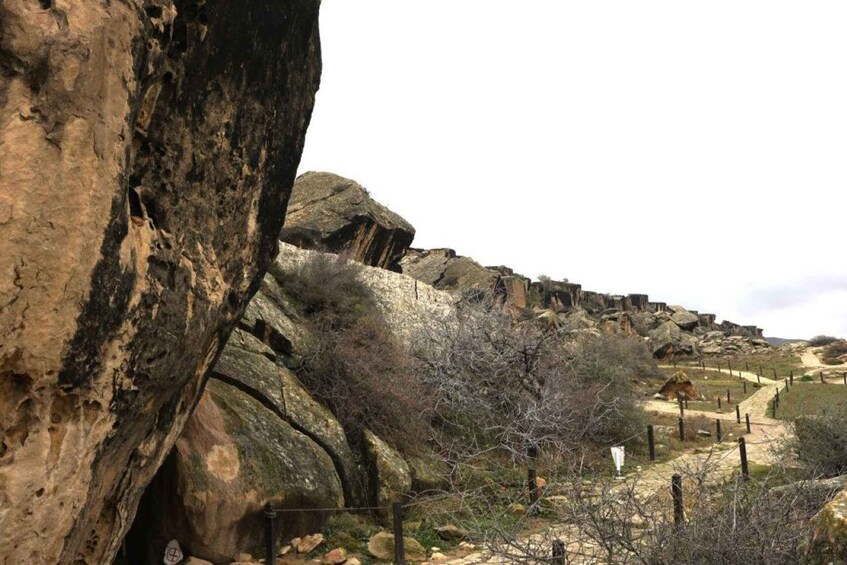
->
[264, 502, 277, 565]
[743, 380, 747, 394]
[717, 361, 722, 373]
[773, 368, 777, 380]
[820, 372, 825, 384]
[784, 378, 788, 392]
[678, 417, 685, 441]
[790, 371, 794, 386]
[746, 361, 750, 372]
[677, 393, 684, 418]
[728, 360, 733, 377]
[717, 396, 722, 410]
[552, 540, 566, 565]
[745, 413, 751, 433]
[648, 424, 656, 462]
[672, 474, 684, 525]
[772, 396, 778, 418]
[843, 372, 846, 386]
[757, 374, 761, 385]
[716, 419, 722, 442]
[727, 388, 731, 404]
[739, 437, 749, 480]
[393, 502, 406, 564]
[736, 405, 741, 424]
[775, 388, 780, 407]
[528, 468, 539, 515]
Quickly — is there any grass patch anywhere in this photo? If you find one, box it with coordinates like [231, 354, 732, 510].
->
[721, 351, 804, 379]
[773, 383, 847, 420]
[653, 368, 756, 413]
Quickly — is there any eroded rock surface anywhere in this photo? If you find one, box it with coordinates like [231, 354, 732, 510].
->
[281, 172, 415, 271]
[0, 1, 321, 562]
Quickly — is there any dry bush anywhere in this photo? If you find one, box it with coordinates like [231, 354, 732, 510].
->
[413, 299, 652, 462]
[287, 253, 434, 452]
[821, 339, 847, 365]
[789, 404, 847, 478]
[809, 335, 840, 347]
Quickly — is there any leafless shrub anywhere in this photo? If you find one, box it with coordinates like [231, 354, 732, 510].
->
[288, 253, 434, 452]
[821, 339, 847, 365]
[788, 404, 847, 478]
[808, 334, 839, 347]
[412, 297, 651, 462]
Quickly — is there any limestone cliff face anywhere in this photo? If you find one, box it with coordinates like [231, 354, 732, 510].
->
[0, 2, 321, 563]
[280, 172, 416, 272]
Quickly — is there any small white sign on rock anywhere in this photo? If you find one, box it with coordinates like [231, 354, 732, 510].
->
[163, 539, 184, 565]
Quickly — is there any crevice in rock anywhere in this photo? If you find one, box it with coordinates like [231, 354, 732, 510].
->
[208, 374, 358, 507]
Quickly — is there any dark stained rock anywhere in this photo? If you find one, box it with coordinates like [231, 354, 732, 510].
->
[0, 2, 322, 562]
[281, 172, 415, 271]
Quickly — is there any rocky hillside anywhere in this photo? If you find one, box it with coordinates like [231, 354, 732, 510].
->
[289, 173, 770, 359]
[0, 3, 321, 564]
[128, 244, 454, 562]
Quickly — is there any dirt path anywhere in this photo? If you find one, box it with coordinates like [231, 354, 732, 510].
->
[437, 378, 788, 564]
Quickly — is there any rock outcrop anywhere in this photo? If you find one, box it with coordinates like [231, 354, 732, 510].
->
[130, 244, 455, 561]
[400, 248, 495, 290]
[0, 2, 321, 563]
[280, 172, 415, 272]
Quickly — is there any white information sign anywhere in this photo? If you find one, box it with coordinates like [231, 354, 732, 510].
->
[610, 446, 625, 479]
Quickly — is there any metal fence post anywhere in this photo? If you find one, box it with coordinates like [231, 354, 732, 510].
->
[528, 467, 539, 515]
[552, 539, 566, 565]
[672, 474, 684, 525]
[647, 424, 656, 462]
[264, 502, 277, 565]
[393, 502, 406, 564]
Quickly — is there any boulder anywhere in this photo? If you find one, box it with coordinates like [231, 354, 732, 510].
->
[322, 547, 347, 564]
[806, 489, 847, 562]
[364, 431, 413, 523]
[131, 379, 343, 564]
[367, 532, 426, 561]
[212, 344, 365, 507]
[650, 321, 697, 357]
[436, 525, 469, 541]
[631, 311, 662, 337]
[296, 533, 325, 554]
[670, 308, 700, 331]
[281, 172, 415, 272]
[0, 2, 321, 562]
[658, 371, 700, 400]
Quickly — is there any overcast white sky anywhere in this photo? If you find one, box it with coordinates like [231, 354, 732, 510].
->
[297, 1, 847, 339]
